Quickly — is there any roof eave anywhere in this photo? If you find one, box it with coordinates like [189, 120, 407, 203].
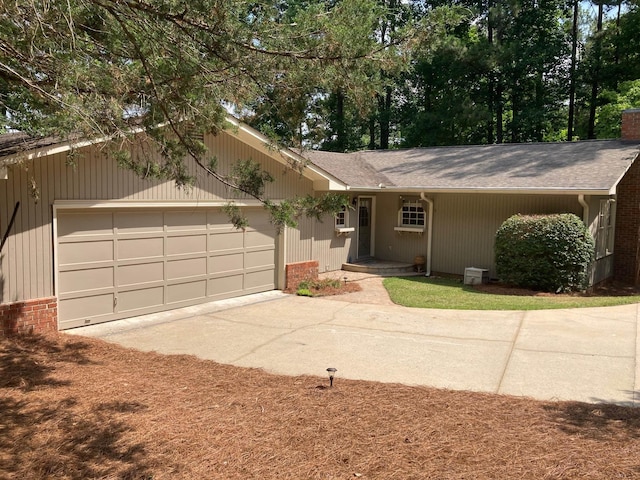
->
[0, 118, 350, 191]
[220, 117, 349, 190]
[1, 136, 108, 166]
[344, 186, 614, 195]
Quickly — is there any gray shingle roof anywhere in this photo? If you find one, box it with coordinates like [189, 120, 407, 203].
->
[305, 140, 640, 193]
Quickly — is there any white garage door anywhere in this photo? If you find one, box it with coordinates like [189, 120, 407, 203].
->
[56, 207, 276, 330]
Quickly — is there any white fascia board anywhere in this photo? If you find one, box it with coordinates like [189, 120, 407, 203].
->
[313, 177, 349, 191]
[224, 117, 348, 191]
[1, 138, 101, 166]
[0, 165, 7, 179]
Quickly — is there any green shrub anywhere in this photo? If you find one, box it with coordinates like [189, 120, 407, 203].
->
[495, 214, 595, 292]
[296, 288, 313, 297]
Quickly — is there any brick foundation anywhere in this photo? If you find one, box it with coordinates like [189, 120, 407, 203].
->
[285, 261, 319, 290]
[0, 297, 58, 338]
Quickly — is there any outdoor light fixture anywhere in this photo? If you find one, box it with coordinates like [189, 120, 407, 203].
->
[343, 276, 348, 285]
[326, 367, 337, 387]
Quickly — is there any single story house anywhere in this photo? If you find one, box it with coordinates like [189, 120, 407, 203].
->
[1, 110, 640, 335]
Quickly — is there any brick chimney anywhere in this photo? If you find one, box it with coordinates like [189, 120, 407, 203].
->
[621, 109, 640, 140]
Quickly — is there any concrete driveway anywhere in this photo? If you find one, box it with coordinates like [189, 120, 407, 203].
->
[68, 289, 640, 406]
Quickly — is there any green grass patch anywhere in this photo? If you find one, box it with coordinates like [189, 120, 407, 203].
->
[383, 276, 640, 310]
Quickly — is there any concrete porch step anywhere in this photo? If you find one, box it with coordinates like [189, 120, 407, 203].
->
[341, 260, 421, 276]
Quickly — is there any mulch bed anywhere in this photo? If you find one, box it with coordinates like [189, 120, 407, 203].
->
[2, 333, 640, 479]
[284, 279, 362, 297]
[473, 280, 640, 297]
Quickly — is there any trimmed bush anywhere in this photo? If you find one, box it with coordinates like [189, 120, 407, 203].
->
[495, 214, 595, 292]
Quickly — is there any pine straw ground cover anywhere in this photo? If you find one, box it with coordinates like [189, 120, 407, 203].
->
[2, 334, 640, 480]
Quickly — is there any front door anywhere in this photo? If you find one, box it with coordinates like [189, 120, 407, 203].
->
[357, 197, 372, 259]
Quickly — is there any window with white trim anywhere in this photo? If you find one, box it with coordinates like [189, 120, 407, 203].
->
[335, 206, 348, 228]
[596, 199, 615, 259]
[398, 200, 425, 227]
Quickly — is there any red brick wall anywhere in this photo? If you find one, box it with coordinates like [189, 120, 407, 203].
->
[614, 159, 640, 284]
[621, 109, 640, 141]
[0, 297, 58, 338]
[285, 261, 319, 290]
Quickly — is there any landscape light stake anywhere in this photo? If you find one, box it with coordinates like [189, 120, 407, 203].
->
[326, 367, 337, 387]
[343, 276, 348, 285]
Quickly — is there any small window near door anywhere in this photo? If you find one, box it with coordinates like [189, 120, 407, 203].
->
[398, 201, 425, 227]
[335, 206, 348, 228]
[596, 199, 615, 259]
[359, 205, 369, 227]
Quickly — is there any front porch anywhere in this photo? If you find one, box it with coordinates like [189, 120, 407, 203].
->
[341, 259, 423, 276]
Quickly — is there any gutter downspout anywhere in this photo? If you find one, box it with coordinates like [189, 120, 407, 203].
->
[578, 194, 589, 226]
[420, 192, 433, 276]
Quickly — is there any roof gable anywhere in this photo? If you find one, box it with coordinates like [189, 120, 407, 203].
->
[0, 119, 347, 191]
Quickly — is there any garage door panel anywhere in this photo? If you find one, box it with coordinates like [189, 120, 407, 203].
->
[167, 257, 207, 280]
[57, 207, 277, 329]
[244, 210, 270, 226]
[115, 211, 164, 232]
[245, 269, 275, 290]
[59, 267, 114, 294]
[59, 293, 114, 324]
[208, 275, 243, 297]
[167, 280, 207, 303]
[118, 262, 164, 286]
[245, 229, 275, 248]
[117, 286, 164, 312]
[58, 240, 114, 266]
[165, 211, 207, 230]
[57, 212, 113, 238]
[209, 231, 244, 252]
[166, 234, 207, 255]
[246, 250, 275, 269]
[118, 237, 164, 260]
[209, 253, 243, 274]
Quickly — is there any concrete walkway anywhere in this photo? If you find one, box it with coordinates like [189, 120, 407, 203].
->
[68, 284, 640, 406]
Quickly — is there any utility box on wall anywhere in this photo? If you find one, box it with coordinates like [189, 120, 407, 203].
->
[464, 267, 489, 285]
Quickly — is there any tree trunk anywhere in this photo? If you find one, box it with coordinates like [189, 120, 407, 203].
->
[486, 0, 495, 144]
[496, 80, 504, 143]
[567, 0, 579, 141]
[587, 2, 604, 140]
[335, 90, 345, 151]
[368, 116, 376, 150]
[379, 87, 391, 150]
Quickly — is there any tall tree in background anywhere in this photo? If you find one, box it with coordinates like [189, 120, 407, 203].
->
[587, 1, 605, 138]
[0, 0, 393, 227]
[567, 0, 580, 141]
